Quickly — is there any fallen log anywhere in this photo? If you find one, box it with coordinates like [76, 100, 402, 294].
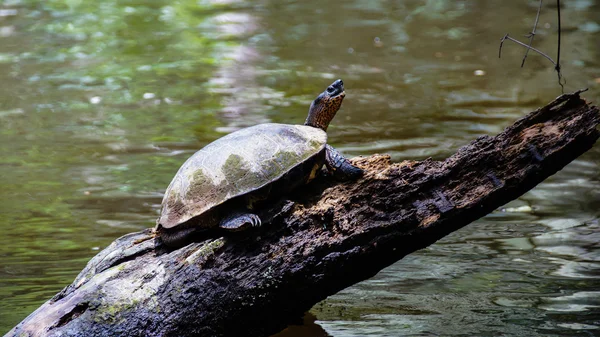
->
[6, 90, 599, 337]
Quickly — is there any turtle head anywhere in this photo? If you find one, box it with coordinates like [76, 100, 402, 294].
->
[304, 79, 345, 131]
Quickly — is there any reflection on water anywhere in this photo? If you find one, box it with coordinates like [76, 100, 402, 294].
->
[1, 0, 599, 336]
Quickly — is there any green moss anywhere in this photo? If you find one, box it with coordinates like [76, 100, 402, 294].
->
[185, 238, 225, 264]
[166, 191, 178, 207]
[222, 154, 258, 191]
[185, 169, 213, 201]
[273, 150, 301, 169]
[308, 138, 323, 151]
[222, 154, 246, 178]
[95, 300, 135, 324]
[192, 169, 210, 183]
[94, 287, 161, 324]
[166, 191, 186, 212]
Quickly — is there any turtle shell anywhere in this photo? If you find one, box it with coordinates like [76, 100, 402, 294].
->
[157, 123, 327, 229]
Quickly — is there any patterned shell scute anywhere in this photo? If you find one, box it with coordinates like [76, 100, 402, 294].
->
[158, 123, 327, 228]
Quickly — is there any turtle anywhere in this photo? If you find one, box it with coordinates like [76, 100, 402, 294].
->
[156, 79, 362, 247]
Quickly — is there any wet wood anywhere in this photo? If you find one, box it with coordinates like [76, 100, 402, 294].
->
[6, 91, 599, 337]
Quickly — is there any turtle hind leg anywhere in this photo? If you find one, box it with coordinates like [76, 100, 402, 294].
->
[325, 144, 363, 180]
[158, 226, 197, 248]
[219, 212, 261, 231]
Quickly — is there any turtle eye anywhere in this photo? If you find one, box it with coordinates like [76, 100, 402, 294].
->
[326, 86, 334, 93]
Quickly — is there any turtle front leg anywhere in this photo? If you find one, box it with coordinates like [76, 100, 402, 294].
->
[324, 144, 363, 180]
[219, 212, 261, 231]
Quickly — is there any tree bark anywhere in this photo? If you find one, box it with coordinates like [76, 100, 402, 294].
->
[6, 91, 599, 337]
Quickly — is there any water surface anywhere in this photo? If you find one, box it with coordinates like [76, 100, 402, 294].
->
[1, 1, 599, 336]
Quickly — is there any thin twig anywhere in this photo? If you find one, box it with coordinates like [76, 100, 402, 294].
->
[499, 33, 508, 58]
[499, 34, 557, 66]
[498, 1, 565, 92]
[556, 0, 564, 92]
[521, 0, 543, 67]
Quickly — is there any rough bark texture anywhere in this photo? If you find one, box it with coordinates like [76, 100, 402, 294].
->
[7, 91, 599, 337]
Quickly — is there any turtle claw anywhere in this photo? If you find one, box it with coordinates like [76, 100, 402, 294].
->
[250, 214, 262, 227]
[219, 212, 261, 231]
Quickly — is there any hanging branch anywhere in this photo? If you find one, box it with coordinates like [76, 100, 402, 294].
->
[498, 0, 564, 92]
[499, 34, 556, 66]
[555, 0, 564, 92]
[521, 0, 543, 67]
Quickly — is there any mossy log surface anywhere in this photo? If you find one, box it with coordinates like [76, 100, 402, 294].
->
[6, 91, 599, 337]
